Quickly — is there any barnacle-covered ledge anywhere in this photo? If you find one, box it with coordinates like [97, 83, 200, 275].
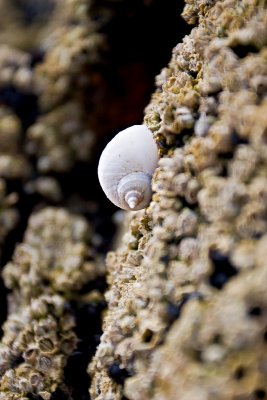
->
[89, 1, 267, 399]
[0, 294, 77, 400]
[3, 207, 102, 305]
[1, 207, 105, 399]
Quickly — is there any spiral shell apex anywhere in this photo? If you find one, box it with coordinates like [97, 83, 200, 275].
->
[98, 125, 159, 211]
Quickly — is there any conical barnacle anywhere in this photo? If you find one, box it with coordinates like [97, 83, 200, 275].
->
[0, 295, 77, 398]
[98, 125, 159, 211]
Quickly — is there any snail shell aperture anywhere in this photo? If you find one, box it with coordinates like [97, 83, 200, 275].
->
[98, 125, 159, 211]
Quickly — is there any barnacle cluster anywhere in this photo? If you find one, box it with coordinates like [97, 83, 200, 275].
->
[0, 294, 77, 400]
[3, 208, 101, 304]
[24, 0, 103, 173]
[1, 207, 104, 399]
[27, 101, 95, 173]
[90, 1, 267, 399]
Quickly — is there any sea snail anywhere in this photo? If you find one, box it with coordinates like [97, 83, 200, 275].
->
[98, 125, 159, 211]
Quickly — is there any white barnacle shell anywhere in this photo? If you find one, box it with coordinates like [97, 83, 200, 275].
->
[98, 125, 159, 211]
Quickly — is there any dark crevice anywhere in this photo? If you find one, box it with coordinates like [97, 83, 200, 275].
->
[78, 276, 108, 296]
[30, 48, 46, 68]
[166, 292, 203, 323]
[248, 306, 262, 318]
[206, 89, 222, 98]
[50, 389, 71, 400]
[234, 366, 246, 380]
[192, 349, 203, 362]
[64, 300, 106, 400]
[90, 0, 190, 73]
[0, 86, 39, 131]
[231, 44, 259, 59]
[254, 390, 266, 399]
[230, 131, 249, 146]
[208, 248, 238, 289]
[10, 354, 24, 369]
[159, 254, 171, 265]
[142, 328, 154, 343]
[174, 128, 194, 148]
[218, 151, 235, 160]
[27, 394, 46, 400]
[0, 277, 8, 338]
[157, 136, 171, 153]
[108, 362, 132, 385]
[218, 163, 228, 177]
[212, 334, 223, 344]
[187, 70, 198, 79]
[11, 0, 55, 25]
[179, 197, 199, 210]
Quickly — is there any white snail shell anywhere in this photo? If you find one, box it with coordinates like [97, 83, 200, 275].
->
[98, 125, 159, 211]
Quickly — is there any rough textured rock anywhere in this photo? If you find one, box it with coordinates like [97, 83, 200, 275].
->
[0, 207, 104, 399]
[3, 207, 101, 306]
[89, 1, 267, 399]
[0, 294, 77, 400]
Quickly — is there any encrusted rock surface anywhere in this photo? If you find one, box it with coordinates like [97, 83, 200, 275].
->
[3, 207, 101, 306]
[0, 294, 77, 400]
[90, 1, 267, 399]
[0, 207, 104, 399]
